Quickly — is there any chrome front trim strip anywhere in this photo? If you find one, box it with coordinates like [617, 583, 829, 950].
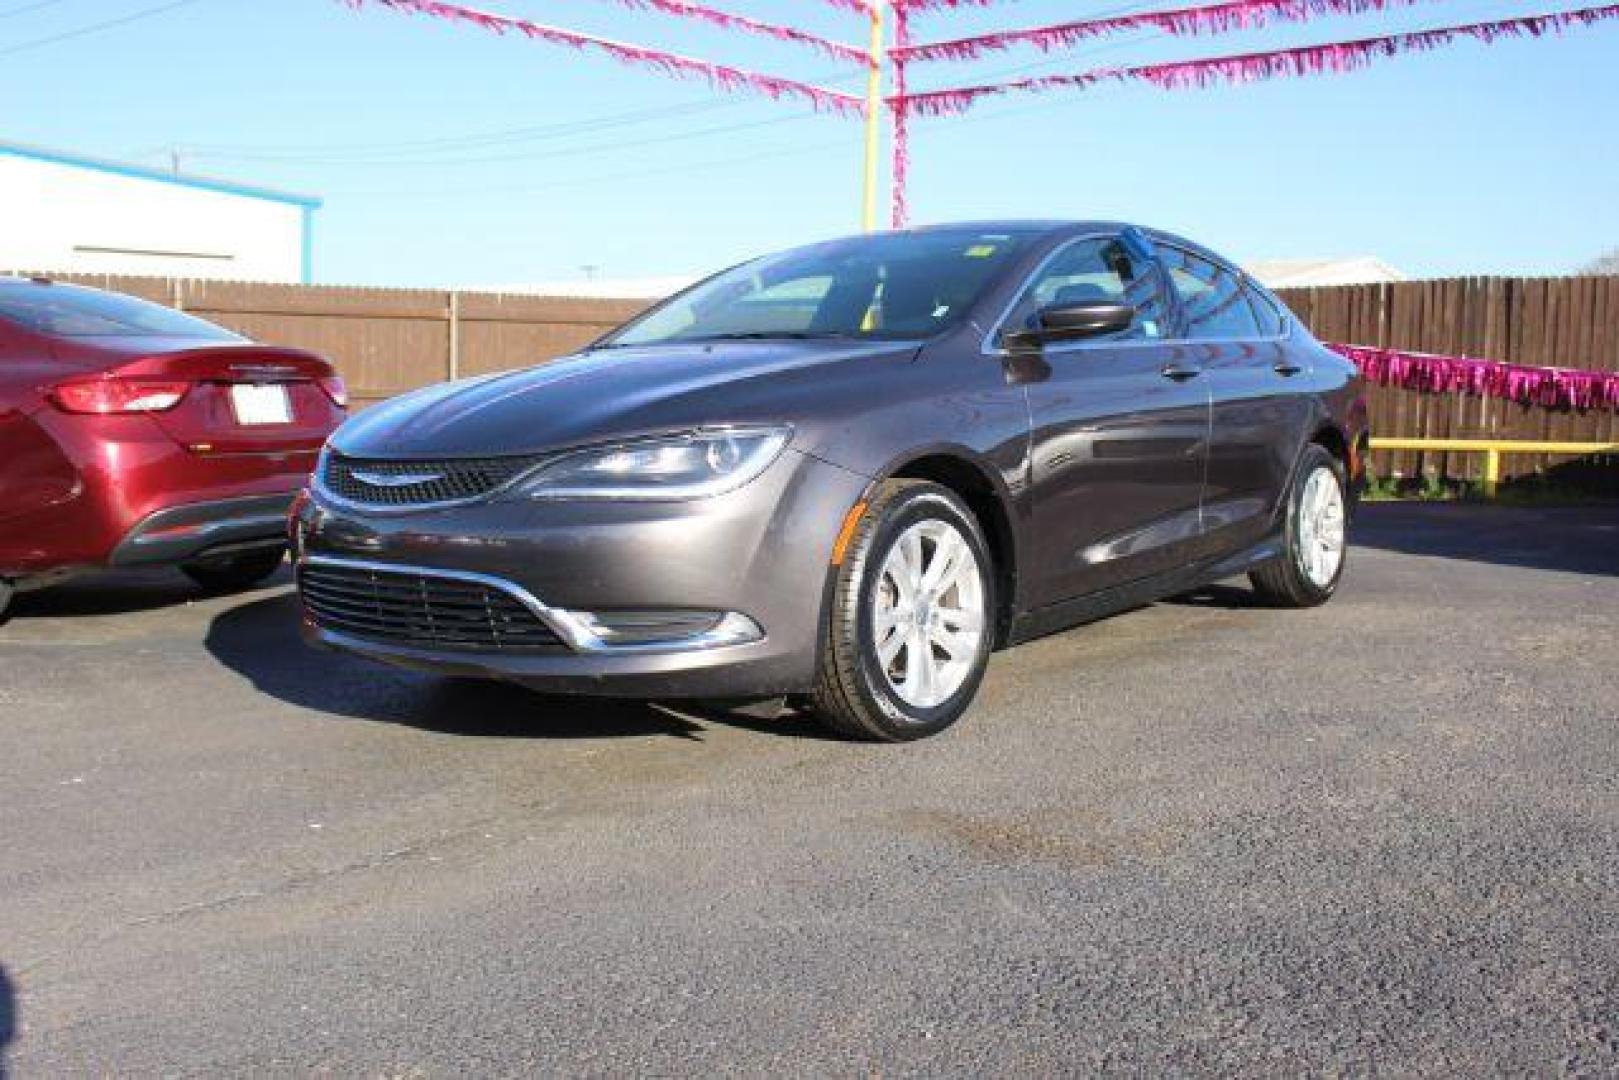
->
[296, 554, 762, 655]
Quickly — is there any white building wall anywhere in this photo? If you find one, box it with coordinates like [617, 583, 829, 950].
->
[0, 150, 311, 283]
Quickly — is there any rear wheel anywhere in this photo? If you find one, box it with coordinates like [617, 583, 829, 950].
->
[1250, 445, 1348, 607]
[181, 547, 287, 593]
[0, 579, 12, 626]
[810, 480, 995, 742]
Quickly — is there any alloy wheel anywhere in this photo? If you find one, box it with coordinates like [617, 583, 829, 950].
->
[871, 519, 987, 709]
[1296, 465, 1346, 588]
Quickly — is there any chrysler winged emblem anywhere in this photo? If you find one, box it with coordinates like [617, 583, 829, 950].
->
[351, 469, 444, 488]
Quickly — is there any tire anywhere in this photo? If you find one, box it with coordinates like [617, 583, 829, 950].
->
[810, 480, 996, 742]
[181, 547, 287, 593]
[1250, 444, 1349, 608]
[0, 579, 12, 627]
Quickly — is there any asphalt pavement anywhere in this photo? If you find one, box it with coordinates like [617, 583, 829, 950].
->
[2, 503, 1616, 1075]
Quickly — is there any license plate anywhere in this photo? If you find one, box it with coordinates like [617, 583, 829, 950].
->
[230, 383, 293, 425]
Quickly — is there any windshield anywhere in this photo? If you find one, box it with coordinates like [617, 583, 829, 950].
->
[0, 281, 242, 340]
[601, 230, 1040, 348]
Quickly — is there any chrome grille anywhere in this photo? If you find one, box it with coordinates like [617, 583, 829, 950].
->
[321, 453, 544, 507]
[298, 561, 566, 654]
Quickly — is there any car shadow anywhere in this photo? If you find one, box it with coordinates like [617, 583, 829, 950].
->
[0, 964, 14, 1079]
[1165, 583, 1266, 609]
[7, 565, 293, 620]
[1351, 501, 1619, 577]
[204, 592, 840, 742]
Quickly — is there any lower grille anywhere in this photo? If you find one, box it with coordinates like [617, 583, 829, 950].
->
[322, 453, 545, 508]
[298, 561, 567, 654]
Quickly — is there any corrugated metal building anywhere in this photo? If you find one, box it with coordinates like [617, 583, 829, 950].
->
[0, 140, 319, 283]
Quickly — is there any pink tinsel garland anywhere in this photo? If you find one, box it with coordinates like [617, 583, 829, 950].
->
[574, 0, 868, 66]
[894, 0, 1443, 64]
[891, 5, 911, 229]
[342, 0, 866, 115]
[898, 4, 1619, 116]
[1329, 344, 1619, 411]
[894, 0, 1005, 9]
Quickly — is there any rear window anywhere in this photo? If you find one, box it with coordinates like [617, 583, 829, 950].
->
[0, 282, 240, 340]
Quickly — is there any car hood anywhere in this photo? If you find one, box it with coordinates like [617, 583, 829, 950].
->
[332, 339, 918, 458]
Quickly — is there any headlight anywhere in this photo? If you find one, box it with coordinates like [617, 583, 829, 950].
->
[516, 426, 791, 500]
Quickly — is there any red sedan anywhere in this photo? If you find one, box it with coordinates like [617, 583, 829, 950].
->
[0, 277, 346, 622]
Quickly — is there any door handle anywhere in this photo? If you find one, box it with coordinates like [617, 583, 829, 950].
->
[1273, 361, 1304, 377]
[1160, 363, 1203, 381]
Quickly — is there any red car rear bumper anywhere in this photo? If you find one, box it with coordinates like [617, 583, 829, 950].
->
[0, 406, 319, 579]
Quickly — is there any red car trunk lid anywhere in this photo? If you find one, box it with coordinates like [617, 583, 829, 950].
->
[121, 346, 343, 454]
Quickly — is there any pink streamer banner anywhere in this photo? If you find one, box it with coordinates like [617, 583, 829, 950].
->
[891, 5, 911, 229]
[898, 3, 1619, 116]
[578, 0, 869, 65]
[894, 0, 1007, 9]
[1329, 344, 1619, 411]
[894, 0, 1442, 63]
[342, 0, 866, 115]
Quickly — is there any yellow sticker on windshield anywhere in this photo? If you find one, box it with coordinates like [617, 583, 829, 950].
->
[964, 244, 997, 258]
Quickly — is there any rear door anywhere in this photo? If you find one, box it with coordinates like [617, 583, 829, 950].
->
[1009, 234, 1211, 603]
[1160, 247, 1315, 554]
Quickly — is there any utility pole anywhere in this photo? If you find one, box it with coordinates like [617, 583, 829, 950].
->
[860, 0, 885, 233]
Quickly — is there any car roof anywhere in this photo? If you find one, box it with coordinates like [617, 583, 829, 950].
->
[910, 219, 1215, 251]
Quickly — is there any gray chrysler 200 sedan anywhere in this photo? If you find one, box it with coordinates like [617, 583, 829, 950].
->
[292, 222, 1367, 741]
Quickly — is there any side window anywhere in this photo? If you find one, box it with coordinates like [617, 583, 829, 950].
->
[1165, 249, 1262, 340]
[1002, 237, 1167, 343]
[1246, 285, 1286, 337]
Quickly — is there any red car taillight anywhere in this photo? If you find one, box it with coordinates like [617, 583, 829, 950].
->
[49, 377, 191, 414]
[318, 376, 348, 408]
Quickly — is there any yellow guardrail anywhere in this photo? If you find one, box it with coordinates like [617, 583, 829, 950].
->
[1368, 437, 1619, 497]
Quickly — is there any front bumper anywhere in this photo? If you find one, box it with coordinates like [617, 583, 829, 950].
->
[293, 448, 869, 698]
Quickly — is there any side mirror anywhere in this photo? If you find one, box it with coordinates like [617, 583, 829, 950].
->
[1002, 301, 1136, 351]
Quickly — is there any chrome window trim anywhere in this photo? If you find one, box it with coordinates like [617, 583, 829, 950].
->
[981, 231, 1293, 357]
[980, 231, 1148, 358]
[297, 553, 762, 655]
[1156, 241, 1294, 345]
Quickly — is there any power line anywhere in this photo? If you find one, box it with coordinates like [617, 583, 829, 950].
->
[176, 62, 868, 164]
[0, 0, 204, 56]
[196, 109, 833, 169]
[181, 99, 745, 161]
[0, 0, 74, 20]
[330, 133, 857, 200]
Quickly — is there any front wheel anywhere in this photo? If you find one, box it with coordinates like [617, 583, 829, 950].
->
[810, 480, 995, 742]
[1250, 445, 1348, 607]
[181, 547, 287, 593]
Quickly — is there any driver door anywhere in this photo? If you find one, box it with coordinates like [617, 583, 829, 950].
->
[1010, 235, 1212, 603]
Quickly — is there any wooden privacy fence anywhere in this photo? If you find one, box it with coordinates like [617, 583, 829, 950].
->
[1276, 276, 1619, 481]
[21, 271, 1619, 483]
[24, 273, 647, 411]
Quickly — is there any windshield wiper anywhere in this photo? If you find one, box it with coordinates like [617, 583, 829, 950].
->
[678, 331, 854, 342]
[588, 330, 855, 351]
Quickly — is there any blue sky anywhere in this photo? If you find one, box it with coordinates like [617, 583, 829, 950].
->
[1, 0, 1615, 286]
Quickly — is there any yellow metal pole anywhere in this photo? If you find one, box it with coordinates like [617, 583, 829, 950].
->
[860, 0, 885, 232]
[1365, 437, 1619, 500]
